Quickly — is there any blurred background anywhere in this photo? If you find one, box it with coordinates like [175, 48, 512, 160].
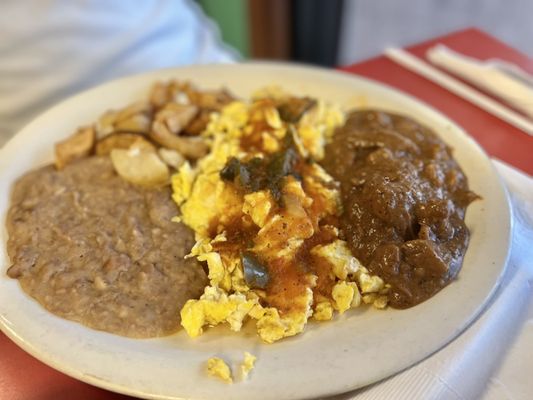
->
[196, 0, 532, 66]
[1, 0, 531, 146]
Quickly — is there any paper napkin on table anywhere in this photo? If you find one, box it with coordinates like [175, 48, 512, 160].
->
[328, 160, 533, 400]
[427, 45, 533, 119]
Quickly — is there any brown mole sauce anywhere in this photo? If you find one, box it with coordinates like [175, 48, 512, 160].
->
[322, 110, 478, 309]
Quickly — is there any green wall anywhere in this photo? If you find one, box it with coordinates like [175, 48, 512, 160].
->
[197, 0, 250, 58]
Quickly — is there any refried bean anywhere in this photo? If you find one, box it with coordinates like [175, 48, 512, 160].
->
[322, 110, 478, 309]
[6, 156, 207, 338]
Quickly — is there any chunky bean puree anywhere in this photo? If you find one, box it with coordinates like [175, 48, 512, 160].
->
[6, 156, 207, 338]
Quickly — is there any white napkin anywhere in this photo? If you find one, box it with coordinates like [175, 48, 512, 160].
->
[328, 160, 533, 400]
[426, 45, 533, 119]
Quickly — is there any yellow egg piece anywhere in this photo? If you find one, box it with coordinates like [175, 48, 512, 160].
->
[206, 357, 232, 384]
[241, 352, 257, 380]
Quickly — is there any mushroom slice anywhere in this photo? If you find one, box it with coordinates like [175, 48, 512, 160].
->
[150, 121, 209, 159]
[149, 80, 234, 111]
[55, 126, 95, 169]
[114, 113, 151, 134]
[110, 147, 169, 187]
[277, 97, 317, 123]
[95, 110, 118, 140]
[149, 81, 173, 109]
[95, 133, 155, 156]
[155, 103, 198, 134]
[158, 148, 186, 169]
[184, 110, 212, 136]
[114, 101, 152, 123]
[150, 81, 190, 108]
[186, 87, 234, 110]
[96, 101, 153, 138]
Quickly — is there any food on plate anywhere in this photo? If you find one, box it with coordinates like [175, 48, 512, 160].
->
[54, 80, 234, 182]
[322, 110, 479, 308]
[6, 156, 207, 338]
[110, 146, 170, 187]
[240, 351, 257, 380]
[4, 79, 477, 346]
[206, 357, 233, 383]
[205, 352, 256, 383]
[95, 133, 155, 156]
[5, 80, 233, 337]
[174, 92, 389, 343]
[55, 126, 95, 169]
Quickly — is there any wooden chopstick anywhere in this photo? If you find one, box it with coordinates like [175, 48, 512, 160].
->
[384, 47, 533, 136]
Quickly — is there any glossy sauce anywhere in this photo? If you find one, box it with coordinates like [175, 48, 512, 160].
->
[217, 134, 340, 315]
[322, 110, 478, 309]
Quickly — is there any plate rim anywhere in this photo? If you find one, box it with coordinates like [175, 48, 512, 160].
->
[0, 61, 513, 400]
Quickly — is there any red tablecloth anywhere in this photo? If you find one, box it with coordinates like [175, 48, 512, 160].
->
[341, 28, 533, 175]
[1, 28, 532, 400]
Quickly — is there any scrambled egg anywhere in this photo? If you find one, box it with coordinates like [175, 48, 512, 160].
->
[206, 352, 256, 384]
[206, 357, 232, 383]
[240, 352, 257, 379]
[173, 89, 389, 344]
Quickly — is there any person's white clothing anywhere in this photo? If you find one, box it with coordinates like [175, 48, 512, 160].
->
[0, 0, 236, 147]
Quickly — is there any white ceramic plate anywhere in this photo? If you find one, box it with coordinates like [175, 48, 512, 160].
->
[0, 63, 511, 400]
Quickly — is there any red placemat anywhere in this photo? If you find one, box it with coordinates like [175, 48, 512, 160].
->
[0, 331, 131, 399]
[1, 27, 531, 400]
[341, 27, 533, 176]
